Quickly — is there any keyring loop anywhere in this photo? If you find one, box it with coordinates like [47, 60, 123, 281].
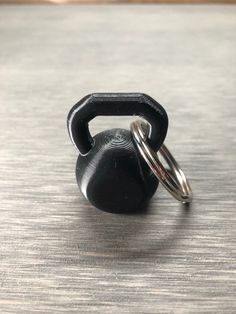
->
[130, 120, 193, 203]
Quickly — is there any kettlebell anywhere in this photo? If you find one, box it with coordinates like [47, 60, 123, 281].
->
[67, 93, 168, 213]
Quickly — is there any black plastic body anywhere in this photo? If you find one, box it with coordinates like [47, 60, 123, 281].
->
[67, 93, 168, 213]
[76, 129, 159, 213]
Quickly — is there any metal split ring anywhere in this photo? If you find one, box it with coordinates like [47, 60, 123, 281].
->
[130, 120, 193, 203]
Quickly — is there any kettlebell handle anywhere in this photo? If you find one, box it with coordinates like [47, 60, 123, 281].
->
[67, 93, 168, 155]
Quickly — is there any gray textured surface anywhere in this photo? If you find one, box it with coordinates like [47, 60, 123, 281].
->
[0, 5, 236, 313]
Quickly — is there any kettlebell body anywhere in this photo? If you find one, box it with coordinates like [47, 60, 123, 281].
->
[67, 93, 168, 213]
[76, 128, 159, 213]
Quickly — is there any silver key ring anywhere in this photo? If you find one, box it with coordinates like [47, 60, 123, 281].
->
[130, 120, 193, 203]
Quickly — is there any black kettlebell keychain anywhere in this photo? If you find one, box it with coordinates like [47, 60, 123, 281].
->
[67, 93, 192, 213]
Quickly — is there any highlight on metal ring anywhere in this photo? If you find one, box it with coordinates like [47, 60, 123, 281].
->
[130, 120, 193, 203]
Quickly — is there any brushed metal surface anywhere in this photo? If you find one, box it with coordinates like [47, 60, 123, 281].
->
[0, 5, 235, 313]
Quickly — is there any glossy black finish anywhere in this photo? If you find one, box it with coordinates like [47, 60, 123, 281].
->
[67, 93, 168, 213]
[76, 129, 159, 213]
[67, 93, 168, 155]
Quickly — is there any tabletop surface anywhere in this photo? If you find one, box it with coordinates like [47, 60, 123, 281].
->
[0, 5, 235, 314]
